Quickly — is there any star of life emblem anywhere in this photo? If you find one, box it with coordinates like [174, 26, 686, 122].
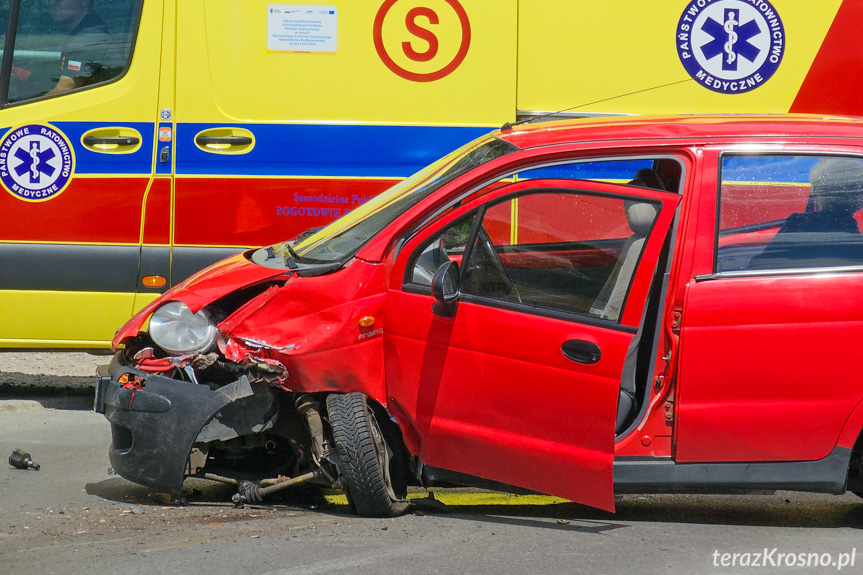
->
[677, 0, 785, 94]
[0, 124, 75, 201]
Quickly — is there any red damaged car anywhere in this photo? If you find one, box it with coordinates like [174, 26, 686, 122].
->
[95, 114, 863, 516]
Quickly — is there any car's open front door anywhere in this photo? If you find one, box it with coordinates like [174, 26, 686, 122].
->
[385, 178, 680, 511]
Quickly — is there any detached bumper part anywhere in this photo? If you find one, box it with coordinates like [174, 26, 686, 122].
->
[96, 354, 272, 494]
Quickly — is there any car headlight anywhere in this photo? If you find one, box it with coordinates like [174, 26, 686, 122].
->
[149, 301, 217, 356]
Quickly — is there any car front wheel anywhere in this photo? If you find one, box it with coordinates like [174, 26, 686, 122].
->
[326, 393, 409, 517]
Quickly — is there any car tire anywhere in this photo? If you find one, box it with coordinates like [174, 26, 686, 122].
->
[326, 393, 409, 517]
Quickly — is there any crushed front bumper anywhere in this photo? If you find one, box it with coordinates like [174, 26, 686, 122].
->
[94, 353, 263, 494]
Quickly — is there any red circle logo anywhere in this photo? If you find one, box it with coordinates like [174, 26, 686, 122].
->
[373, 0, 471, 82]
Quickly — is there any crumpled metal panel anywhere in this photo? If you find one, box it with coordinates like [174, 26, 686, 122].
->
[195, 381, 278, 443]
[214, 260, 390, 401]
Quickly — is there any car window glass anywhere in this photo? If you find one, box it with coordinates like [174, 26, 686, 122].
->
[514, 158, 682, 193]
[717, 155, 863, 273]
[409, 189, 660, 323]
[1, 0, 143, 106]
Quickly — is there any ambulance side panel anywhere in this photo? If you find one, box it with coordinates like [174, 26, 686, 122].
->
[516, 0, 863, 116]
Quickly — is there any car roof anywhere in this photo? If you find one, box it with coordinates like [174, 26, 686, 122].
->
[496, 114, 863, 149]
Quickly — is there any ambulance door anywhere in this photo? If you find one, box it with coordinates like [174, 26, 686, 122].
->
[0, 0, 163, 347]
[172, 0, 517, 285]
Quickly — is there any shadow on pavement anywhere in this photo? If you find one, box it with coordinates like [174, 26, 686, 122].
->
[408, 494, 863, 530]
[85, 476, 329, 511]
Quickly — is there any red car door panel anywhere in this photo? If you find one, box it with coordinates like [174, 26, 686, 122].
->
[386, 292, 635, 510]
[385, 178, 681, 511]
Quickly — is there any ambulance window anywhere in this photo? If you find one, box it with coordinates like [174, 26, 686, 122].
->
[0, 0, 143, 106]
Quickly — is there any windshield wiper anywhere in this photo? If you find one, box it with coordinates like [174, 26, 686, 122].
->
[283, 243, 300, 270]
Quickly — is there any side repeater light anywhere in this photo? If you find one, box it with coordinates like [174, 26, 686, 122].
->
[142, 275, 167, 288]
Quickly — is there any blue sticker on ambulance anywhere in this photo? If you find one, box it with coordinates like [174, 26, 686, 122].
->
[0, 124, 75, 202]
[677, 0, 785, 94]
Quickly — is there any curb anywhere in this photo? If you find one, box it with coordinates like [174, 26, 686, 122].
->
[0, 395, 94, 412]
[0, 399, 46, 412]
[0, 383, 94, 396]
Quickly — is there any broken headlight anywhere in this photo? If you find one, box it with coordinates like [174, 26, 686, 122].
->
[149, 301, 218, 356]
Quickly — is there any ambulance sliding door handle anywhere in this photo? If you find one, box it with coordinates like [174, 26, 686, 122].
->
[195, 136, 253, 146]
[562, 340, 602, 365]
[193, 128, 255, 154]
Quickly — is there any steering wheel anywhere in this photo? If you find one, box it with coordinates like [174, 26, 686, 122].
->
[465, 227, 522, 303]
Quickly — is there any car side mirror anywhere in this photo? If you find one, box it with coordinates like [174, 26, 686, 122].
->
[431, 260, 460, 303]
[431, 261, 460, 317]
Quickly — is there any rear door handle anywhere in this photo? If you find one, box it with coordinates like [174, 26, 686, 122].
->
[562, 340, 602, 364]
[194, 128, 255, 154]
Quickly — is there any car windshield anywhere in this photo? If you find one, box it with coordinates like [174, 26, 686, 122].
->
[271, 134, 518, 265]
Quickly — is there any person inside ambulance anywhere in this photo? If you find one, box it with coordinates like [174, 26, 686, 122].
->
[46, 0, 118, 95]
[749, 158, 863, 269]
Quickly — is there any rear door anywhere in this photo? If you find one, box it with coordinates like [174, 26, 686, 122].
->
[385, 177, 680, 510]
[171, 0, 517, 284]
[676, 148, 863, 463]
[0, 0, 160, 347]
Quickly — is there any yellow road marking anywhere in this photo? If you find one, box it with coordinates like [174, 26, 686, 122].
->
[324, 492, 569, 507]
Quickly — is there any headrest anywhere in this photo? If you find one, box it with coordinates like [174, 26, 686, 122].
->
[630, 169, 666, 191]
[810, 158, 863, 213]
[625, 201, 658, 236]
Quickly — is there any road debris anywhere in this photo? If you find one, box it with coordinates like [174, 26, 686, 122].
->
[9, 448, 40, 470]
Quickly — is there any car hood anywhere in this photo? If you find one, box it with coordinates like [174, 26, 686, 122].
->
[112, 252, 290, 349]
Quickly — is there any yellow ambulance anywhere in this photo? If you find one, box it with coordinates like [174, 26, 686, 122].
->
[0, 0, 860, 348]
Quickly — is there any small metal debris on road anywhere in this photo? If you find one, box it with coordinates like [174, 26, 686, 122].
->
[9, 448, 40, 471]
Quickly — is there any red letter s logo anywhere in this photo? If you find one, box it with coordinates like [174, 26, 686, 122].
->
[402, 7, 439, 62]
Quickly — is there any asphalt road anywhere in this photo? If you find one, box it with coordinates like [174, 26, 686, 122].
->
[2, 402, 863, 575]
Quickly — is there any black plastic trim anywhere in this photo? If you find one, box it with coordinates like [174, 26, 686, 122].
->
[562, 339, 602, 364]
[100, 352, 255, 494]
[138, 246, 170, 291]
[171, 246, 245, 286]
[0, 243, 139, 292]
[613, 447, 851, 495]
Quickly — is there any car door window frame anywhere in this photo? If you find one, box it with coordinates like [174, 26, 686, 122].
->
[401, 178, 679, 333]
[696, 150, 863, 281]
